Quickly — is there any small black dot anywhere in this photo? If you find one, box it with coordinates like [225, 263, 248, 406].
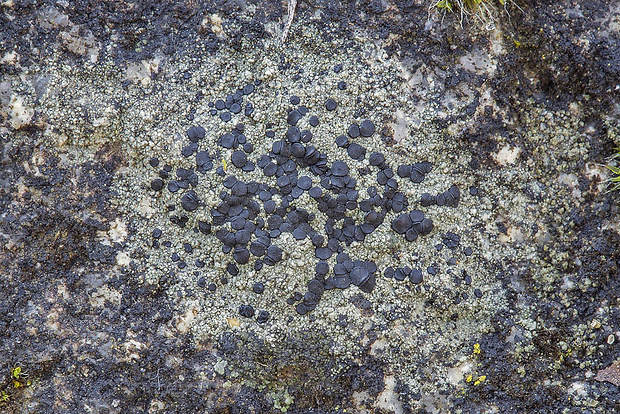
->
[347, 143, 366, 160]
[315, 247, 332, 260]
[239, 304, 255, 318]
[187, 125, 205, 142]
[409, 269, 423, 284]
[257, 310, 269, 324]
[253, 282, 265, 294]
[243, 83, 255, 95]
[315, 261, 329, 275]
[420, 193, 434, 207]
[287, 109, 303, 125]
[296, 303, 309, 315]
[394, 268, 406, 281]
[348, 124, 360, 138]
[325, 99, 337, 111]
[231, 151, 247, 168]
[332, 161, 349, 176]
[243, 142, 254, 153]
[150, 179, 164, 191]
[359, 120, 375, 137]
[335, 135, 349, 148]
[297, 176, 312, 190]
[198, 221, 211, 235]
[301, 130, 313, 143]
[309, 187, 323, 199]
[369, 152, 385, 166]
[227, 262, 239, 276]
[245, 103, 254, 116]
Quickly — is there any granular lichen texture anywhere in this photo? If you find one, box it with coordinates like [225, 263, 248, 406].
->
[1, 1, 620, 413]
[141, 74, 477, 321]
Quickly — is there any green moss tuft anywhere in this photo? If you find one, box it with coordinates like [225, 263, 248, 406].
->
[430, 0, 518, 28]
[607, 147, 620, 192]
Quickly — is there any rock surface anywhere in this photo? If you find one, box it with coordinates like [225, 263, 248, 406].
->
[1, 1, 620, 412]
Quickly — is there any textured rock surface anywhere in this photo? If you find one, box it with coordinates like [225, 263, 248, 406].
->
[1, 1, 620, 412]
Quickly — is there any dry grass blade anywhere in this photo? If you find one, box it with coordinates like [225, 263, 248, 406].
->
[283, 0, 297, 42]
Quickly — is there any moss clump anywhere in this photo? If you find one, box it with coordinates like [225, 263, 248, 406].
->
[0, 366, 32, 406]
[430, 0, 517, 28]
[607, 147, 620, 192]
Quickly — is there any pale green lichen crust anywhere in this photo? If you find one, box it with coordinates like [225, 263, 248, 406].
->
[107, 27, 508, 396]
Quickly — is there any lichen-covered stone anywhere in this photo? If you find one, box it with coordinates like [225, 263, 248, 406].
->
[1, 1, 620, 413]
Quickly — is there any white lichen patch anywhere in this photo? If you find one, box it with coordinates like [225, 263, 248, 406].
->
[39, 6, 100, 63]
[138, 196, 155, 218]
[121, 337, 147, 362]
[38, 6, 71, 29]
[558, 172, 581, 200]
[447, 360, 473, 386]
[459, 49, 498, 77]
[0, 81, 34, 129]
[174, 306, 199, 334]
[375, 375, 404, 414]
[89, 285, 122, 308]
[493, 144, 521, 165]
[115, 251, 131, 267]
[1, 50, 18, 65]
[98, 218, 128, 245]
[390, 109, 409, 143]
[583, 162, 607, 194]
[126, 58, 161, 87]
[202, 14, 225, 36]
[59, 26, 100, 63]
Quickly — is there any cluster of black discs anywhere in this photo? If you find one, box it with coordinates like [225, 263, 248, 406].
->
[148, 71, 477, 324]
